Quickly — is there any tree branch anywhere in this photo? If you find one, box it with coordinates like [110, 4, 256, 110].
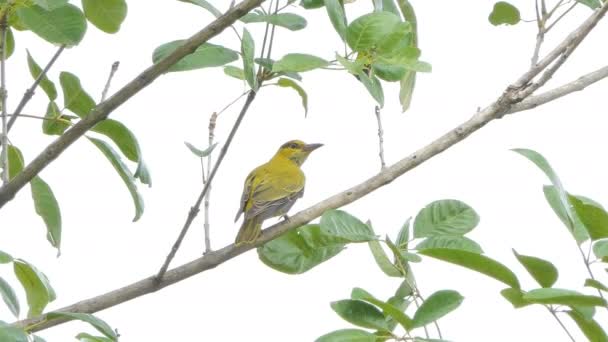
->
[0, 15, 8, 184]
[374, 105, 386, 170]
[0, 0, 265, 208]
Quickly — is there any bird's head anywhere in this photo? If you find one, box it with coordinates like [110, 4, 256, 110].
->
[276, 139, 323, 166]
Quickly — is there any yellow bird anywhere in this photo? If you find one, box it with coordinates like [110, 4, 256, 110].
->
[234, 140, 323, 245]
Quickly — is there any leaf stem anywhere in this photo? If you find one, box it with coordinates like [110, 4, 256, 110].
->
[547, 307, 576, 342]
[101, 61, 120, 102]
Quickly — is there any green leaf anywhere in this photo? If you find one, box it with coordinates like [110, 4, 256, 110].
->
[385, 236, 420, 265]
[419, 248, 520, 289]
[513, 250, 558, 288]
[88, 137, 144, 222]
[368, 240, 402, 277]
[301, 0, 324, 9]
[91, 119, 151, 186]
[0, 250, 13, 263]
[570, 195, 608, 241]
[324, 0, 347, 41]
[272, 53, 329, 73]
[335, 54, 365, 75]
[376, 22, 412, 57]
[0, 276, 20, 317]
[399, 70, 416, 112]
[330, 299, 389, 331]
[17, 4, 87, 46]
[320, 209, 375, 242]
[523, 288, 607, 307]
[240, 13, 307, 31]
[585, 278, 608, 292]
[416, 236, 483, 254]
[395, 217, 411, 249]
[241, 28, 256, 90]
[32, 0, 68, 10]
[395, 279, 414, 298]
[60, 71, 96, 118]
[47, 312, 117, 340]
[31, 176, 62, 251]
[382, 0, 401, 17]
[178, 0, 222, 17]
[184, 142, 217, 158]
[373, 63, 407, 82]
[13, 259, 56, 318]
[43, 101, 71, 135]
[500, 288, 531, 308]
[593, 240, 608, 259]
[0, 27, 14, 60]
[576, 0, 602, 9]
[357, 72, 384, 107]
[82, 0, 127, 34]
[346, 12, 401, 52]
[7, 145, 24, 180]
[223, 65, 244, 80]
[351, 288, 413, 331]
[32, 334, 47, 342]
[152, 41, 238, 72]
[567, 310, 608, 342]
[544, 185, 589, 244]
[257, 224, 346, 274]
[488, 1, 521, 26]
[412, 290, 463, 328]
[76, 333, 113, 342]
[316, 329, 376, 342]
[276, 78, 308, 116]
[413, 199, 479, 238]
[0, 321, 28, 342]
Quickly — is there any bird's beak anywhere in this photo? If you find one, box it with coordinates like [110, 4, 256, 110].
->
[303, 143, 323, 152]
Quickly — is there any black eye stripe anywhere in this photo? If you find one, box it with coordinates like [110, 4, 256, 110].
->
[281, 141, 301, 149]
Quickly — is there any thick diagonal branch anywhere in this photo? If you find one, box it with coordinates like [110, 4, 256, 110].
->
[0, 0, 265, 208]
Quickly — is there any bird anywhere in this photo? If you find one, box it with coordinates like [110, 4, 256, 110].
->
[234, 139, 323, 245]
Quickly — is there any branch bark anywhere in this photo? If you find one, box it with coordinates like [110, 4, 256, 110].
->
[0, 0, 265, 208]
[13, 3, 608, 332]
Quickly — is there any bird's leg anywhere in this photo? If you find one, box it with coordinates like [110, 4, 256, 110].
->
[280, 214, 291, 222]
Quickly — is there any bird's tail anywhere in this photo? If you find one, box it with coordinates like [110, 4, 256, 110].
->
[235, 217, 262, 245]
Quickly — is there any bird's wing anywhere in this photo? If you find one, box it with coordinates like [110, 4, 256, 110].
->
[234, 168, 257, 222]
[246, 168, 305, 219]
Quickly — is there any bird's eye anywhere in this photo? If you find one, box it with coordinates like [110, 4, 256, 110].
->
[289, 143, 298, 149]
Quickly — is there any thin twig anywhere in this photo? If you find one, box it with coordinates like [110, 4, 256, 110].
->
[7, 45, 65, 132]
[7, 113, 73, 124]
[265, 0, 280, 60]
[0, 15, 8, 184]
[156, 90, 256, 280]
[101, 61, 120, 102]
[374, 105, 386, 169]
[531, 0, 545, 67]
[547, 307, 576, 342]
[577, 245, 605, 300]
[217, 90, 249, 117]
[203, 111, 217, 254]
[546, 1, 578, 33]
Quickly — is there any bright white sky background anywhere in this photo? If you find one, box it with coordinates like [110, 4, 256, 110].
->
[1, 0, 607, 341]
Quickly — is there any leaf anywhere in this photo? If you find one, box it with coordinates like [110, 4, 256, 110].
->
[413, 199, 479, 238]
[593, 240, 608, 259]
[416, 236, 483, 254]
[47, 312, 117, 340]
[419, 248, 520, 289]
[43, 101, 71, 135]
[0, 250, 13, 263]
[60, 71, 96, 118]
[7, 145, 24, 180]
[513, 250, 558, 288]
[76, 333, 113, 342]
[395, 217, 411, 249]
[184, 142, 217, 158]
[31, 176, 62, 251]
[376, 22, 412, 57]
[32, 0, 68, 10]
[0, 27, 14, 60]
[324, 0, 347, 41]
[0, 321, 28, 342]
[82, 0, 127, 34]
[88, 137, 144, 222]
[373, 63, 407, 82]
[17, 4, 87, 46]
[178, 0, 222, 17]
[152, 40, 238, 72]
[257, 224, 346, 274]
[385, 236, 420, 265]
[488, 1, 521, 26]
[276, 78, 308, 116]
[351, 288, 413, 331]
[346, 12, 401, 52]
[316, 329, 376, 342]
[13, 259, 56, 318]
[567, 310, 608, 342]
[32, 334, 47, 342]
[368, 240, 402, 277]
[570, 195, 608, 241]
[223, 65, 244, 80]
[544, 185, 589, 244]
[357, 72, 384, 107]
[585, 278, 608, 292]
[335, 54, 365, 75]
[523, 288, 607, 307]
[382, 0, 401, 17]
[241, 28, 256, 90]
[412, 290, 463, 328]
[0, 276, 19, 317]
[320, 209, 375, 242]
[91, 119, 151, 186]
[330, 299, 389, 331]
[500, 288, 531, 308]
[576, 0, 602, 9]
[301, 0, 325, 9]
[272, 53, 329, 73]
[399, 70, 416, 112]
[240, 13, 307, 31]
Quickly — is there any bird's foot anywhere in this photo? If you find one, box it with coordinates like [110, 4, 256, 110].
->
[281, 214, 291, 222]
